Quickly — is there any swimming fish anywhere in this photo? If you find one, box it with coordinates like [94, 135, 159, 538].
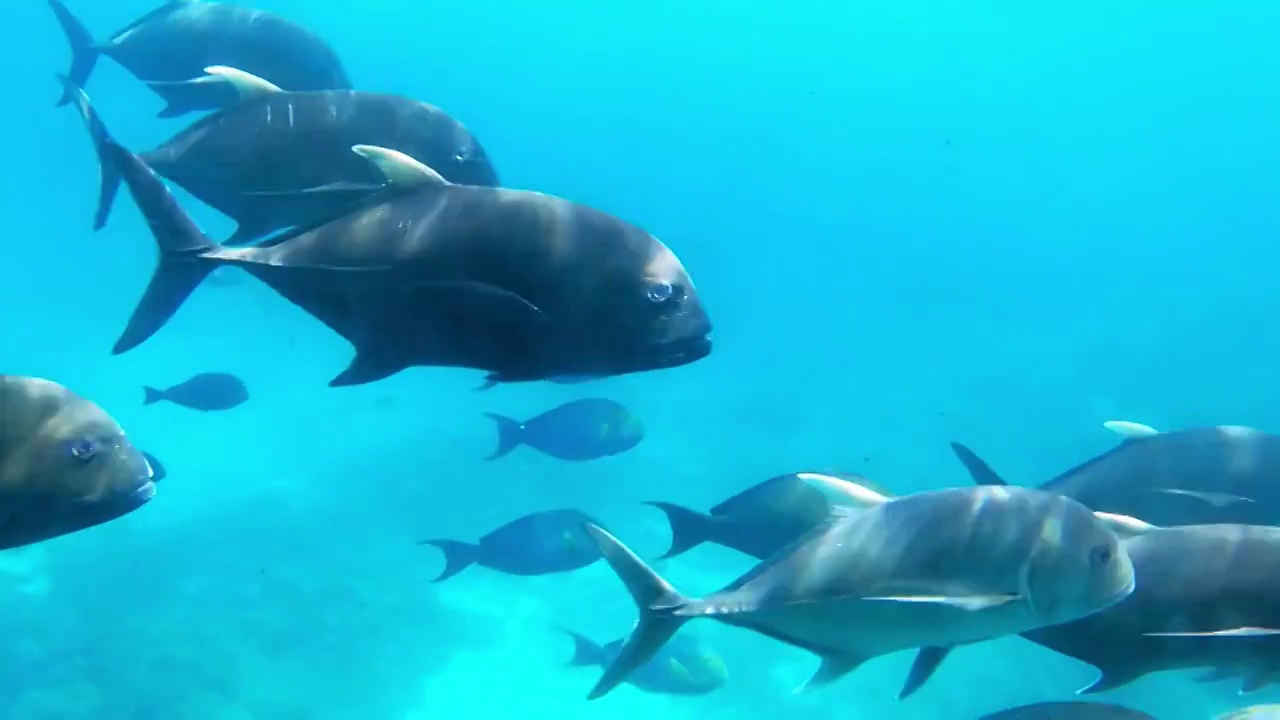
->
[580, 477, 1140, 699]
[976, 701, 1158, 720]
[484, 399, 643, 461]
[67, 83, 713, 387]
[49, 0, 350, 117]
[77, 67, 498, 243]
[0, 376, 156, 550]
[561, 628, 727, 696]
[419, 509, 603, 582]
[143, 372, 248, 411]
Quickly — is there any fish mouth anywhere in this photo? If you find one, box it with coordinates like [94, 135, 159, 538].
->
[130, 479, 158, 504]
[1105, 574, 1137, 609]
[651, 333, 713, 368]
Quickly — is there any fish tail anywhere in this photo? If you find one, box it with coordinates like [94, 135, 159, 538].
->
[142, 386, 165, 406]
[558, 628, 607, 667]
[418, 539, 480, 582]
[580, 523, 694, 700]
[62, 79, 220, 355]
[57, 77, 120, 230]
[643, 502, 714, 558]
[948, 442, 1009, 486]
[482, 413, 524, 460]
[49, 1, 99, 107]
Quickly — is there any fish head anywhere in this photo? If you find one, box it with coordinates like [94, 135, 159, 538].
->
[1020, 495, 1136, 625]
[0, 381, 156, 547]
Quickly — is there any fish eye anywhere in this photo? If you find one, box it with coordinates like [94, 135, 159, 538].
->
[68, 438, 99, 463]
[1089, 544, 1112, 566]
[646, 280, 675, 304]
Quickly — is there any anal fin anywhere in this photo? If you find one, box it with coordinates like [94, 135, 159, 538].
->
[899, 646, 953, 699]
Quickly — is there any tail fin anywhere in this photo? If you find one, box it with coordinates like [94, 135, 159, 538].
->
[581, 523, 692, 700]
[418, 539, 480, 582]
[60, 79, 219, 354]
[643, 502, 715, 559]
[49, 1, 99, 107]
[482, 413, 524, 460]
[142, 386, 165, 406]
[949, 442, 1009, 486]
[58, 75, 119, 230]
[559, 628, 608, 667]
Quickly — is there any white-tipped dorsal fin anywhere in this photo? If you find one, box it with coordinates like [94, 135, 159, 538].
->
[1093, 511, 1158, 538]
[202, 66, 282, 97]
[1103, 420, 1160, 439]
[796, 472, 892, 509]
[351, 144, 449, 187]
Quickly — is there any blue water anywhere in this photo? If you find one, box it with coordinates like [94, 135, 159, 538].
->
[3, 0, 1280, 717]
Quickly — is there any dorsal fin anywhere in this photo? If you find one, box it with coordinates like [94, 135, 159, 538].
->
[203, 65, 282, 98]
[352, 145, 449, 187]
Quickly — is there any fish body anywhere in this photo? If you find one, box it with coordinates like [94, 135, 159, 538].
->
[50, 0, 350, 117]
[143, 372, 248, 411]
[582, 483, 1137, 699]
[420, 509, 602, 582]
[484, 399, 643, 461]
[562, 629, 727, 695]
[0, 376, 155, 549]
[977, 701, 1157, 720]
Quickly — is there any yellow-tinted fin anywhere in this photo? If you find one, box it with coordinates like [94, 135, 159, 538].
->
[202, 65, 282, 97]
[351, 144, 449, 187]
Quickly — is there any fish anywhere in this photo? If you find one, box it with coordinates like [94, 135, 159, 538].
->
[645, 470, 873, 560]
[579, 477, 1141, 700]
[1220, 706, 1280, 720]
[76, 66, 499, 244]
[66, 83, 713, 388]
[976, 701, 1158, 720]
[143, 372, 248, 411]
[560, 628, 727, 696]
[418, 509, 603, 582]
[484, 399, 643, 461]
[0, 376, 156, 550]
[950, 422, 1280, 526]
[49, 0, 350, 117]
[473, 374, 597, 392]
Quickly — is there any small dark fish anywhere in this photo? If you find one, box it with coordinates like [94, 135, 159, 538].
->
[474, 374, 597, 392]
[485, 399, 642, 461]
[49, 0, 350, 117]
[140, 451, 167, 482]
[561, 628, 727, 696]
[976, 701, 1157, 720]
[951, 424, 1280, 526]
[67, 88, 713, 387]
[0, 376, 155, 550]
[419, 509, 603, 582]
[76, 67, 498, 243]
[581, 478, 1139, 700]
[143, 372, 248, 411]
[646, 471, 875, 560]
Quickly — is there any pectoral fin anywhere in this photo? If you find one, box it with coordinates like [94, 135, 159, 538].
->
[794, 655, 863, 693]
[202, 65, 282, 97]
[1144, 627, 1280, 638]
[1153, 488, 1255, 508]
[352, 145, 449, 187]
[862, 594, 1019, 611]
[795, 472, 893, 509]
[899, 646, 954, 699]
[1103, 420, 1160, 438]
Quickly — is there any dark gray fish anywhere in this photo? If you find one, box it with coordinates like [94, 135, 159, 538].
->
[976, 701, 1158, 720]
[0, 376, 155, 550]
[646, 471, 874, 560]
[951, 424, 1280, 527]
[77, 68, 498, 243]
[419, 509, 602, 582]
[474, 374, 597, 392]
[581, 478, 1139, 700]
[49, 0, 350, 117]
[561, 628, 727, 696]
[140, 451, 167, 482]
[69, 87, 712, 388]
[143, 372, 248, 411]
[484, 399, 643, 461]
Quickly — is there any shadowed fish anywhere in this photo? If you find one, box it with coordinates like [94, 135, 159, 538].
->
[580, 477, 1141, 700]
[66, 84, 713, 388]
[49, 0, 350, 117]
[645, 470, 876, 560]
[143, 372, 248, 411]
[561, 628, 727, 696]
[951, 422, 1280, 527]
[976, 702, 1158, 719]
[419, 509, 603, 582]
[75, 67, 499, 243]
[0, 376, 156, 550]
[484, 399, 642, 461]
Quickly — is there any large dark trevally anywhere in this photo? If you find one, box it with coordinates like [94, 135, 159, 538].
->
[951, 422, 1280, 527]
[76, 67, 498, 244]
[0, 376, 156, 550]
[69, 85, 712, 388]
[581, 477, 1140, 700]
[49, 0, 350, 117]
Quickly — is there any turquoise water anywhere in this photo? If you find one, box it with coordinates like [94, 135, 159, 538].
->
[3, 0, 1280, 717]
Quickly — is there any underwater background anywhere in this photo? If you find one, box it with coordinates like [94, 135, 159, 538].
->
[3, 0, 1280, 718]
